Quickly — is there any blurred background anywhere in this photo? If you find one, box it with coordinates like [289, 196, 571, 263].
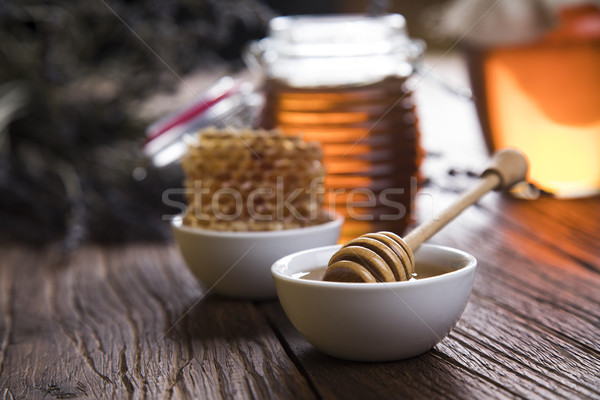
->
[0, 0, 454, 247]
[2, 0, 598, 248]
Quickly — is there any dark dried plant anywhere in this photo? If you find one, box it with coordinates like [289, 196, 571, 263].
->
[0, 0, 273, 248]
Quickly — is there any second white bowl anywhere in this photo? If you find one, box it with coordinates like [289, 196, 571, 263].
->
[172, 214, 343, 300]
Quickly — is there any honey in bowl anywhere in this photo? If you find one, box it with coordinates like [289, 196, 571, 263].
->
[294, 263, 453, 281]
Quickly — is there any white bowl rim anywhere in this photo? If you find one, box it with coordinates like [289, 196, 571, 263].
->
[271, 243, 477, 290]
[171, 211, 344, 238]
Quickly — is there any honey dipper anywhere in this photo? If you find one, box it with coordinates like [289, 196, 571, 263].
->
[323, 149, 528, 282]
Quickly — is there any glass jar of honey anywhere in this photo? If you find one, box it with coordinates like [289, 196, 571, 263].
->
[246, 14, 425, 242]
[460, 2, 600, 198]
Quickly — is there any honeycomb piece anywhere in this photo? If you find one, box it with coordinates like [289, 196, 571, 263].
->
[181, 127, 330, 231]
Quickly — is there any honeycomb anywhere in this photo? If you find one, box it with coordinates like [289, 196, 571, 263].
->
[181, 127, 330, 231]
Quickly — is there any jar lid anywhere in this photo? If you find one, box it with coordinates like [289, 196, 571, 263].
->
[246, 14, 425, 87]
[267, 14, 412, 57]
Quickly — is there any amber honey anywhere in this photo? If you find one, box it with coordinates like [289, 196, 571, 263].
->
[468, 5, 600, 197]
[260, 77, 422, 242]
[297, 262, 452, 281]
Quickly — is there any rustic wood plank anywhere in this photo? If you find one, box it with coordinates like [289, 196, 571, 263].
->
[450, 296, 600, 398]
[417, 155, 600, 297]
[261, 278, 599, 400]
[412, 177, 600, 396]
[421, 153, 600, 276]
[0, 244, 316, 399]
[2, 51, 597, 400]
[487, 196, 600, 272]
[451, 208, 599, 319]
[255, 150, 600, 400]
[259, 190, 600, 400]
[259, 302, 517, 400]
[413, 53, 598, 398]
[416, 189, 600, 352]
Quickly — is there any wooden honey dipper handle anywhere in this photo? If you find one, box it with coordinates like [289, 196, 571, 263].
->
[405, 148, 528, 252]
[324, 149, 528, 283]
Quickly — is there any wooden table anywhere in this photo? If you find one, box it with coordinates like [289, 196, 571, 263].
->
[2, 54, 600, 399]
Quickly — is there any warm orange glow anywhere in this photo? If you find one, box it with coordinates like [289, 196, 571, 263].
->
[320, 144, 371, 157]
[280, 96, 351, 110]
[325, 191, 373, 204]
[279, 91, 364, 103]
[484, 43, 600, 197]
[337, 220, 374, 244]
[261, 77, 420, 239]
[295, 127, 377, 141]
[277, 111, 370, 125]
[325, 159, 372, 174]
[325, 176, 373, 188]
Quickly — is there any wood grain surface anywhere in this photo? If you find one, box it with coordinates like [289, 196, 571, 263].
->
[1, 184, 598, 399]
[259, 189, 600, 400]
[0, 246, 314, 399]
[2, 52, 600, 399]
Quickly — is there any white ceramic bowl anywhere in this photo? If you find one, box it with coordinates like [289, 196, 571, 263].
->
[172, 214, 343, 300]
[271, 244, 477, 361]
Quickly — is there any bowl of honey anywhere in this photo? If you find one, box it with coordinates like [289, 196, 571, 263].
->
[271, 243, 477, 361]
